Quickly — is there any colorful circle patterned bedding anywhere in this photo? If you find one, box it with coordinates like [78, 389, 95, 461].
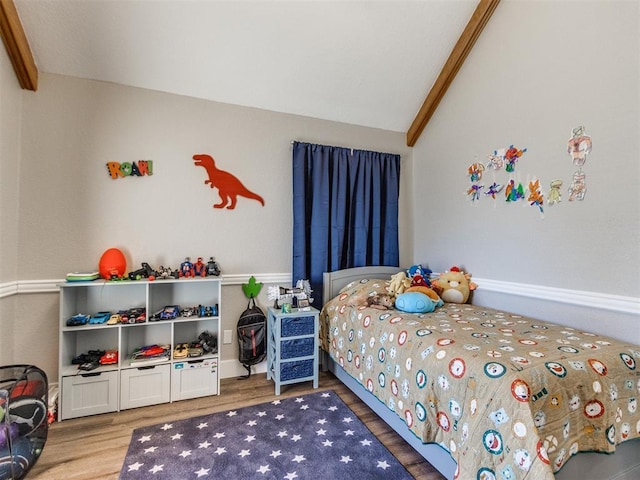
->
[320, 278, 640, 480]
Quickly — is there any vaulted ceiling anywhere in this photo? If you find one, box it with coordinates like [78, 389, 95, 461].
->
[3, 0, 499, 145]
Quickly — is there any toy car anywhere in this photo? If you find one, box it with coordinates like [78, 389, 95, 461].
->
[188, 342, 204, 357]
[90, 311, 111, 324]
[107, 313, 121, 325]
[132, 344, 169, 359]
[181, 306, 197, 318]
[128, 262, 155, 280]
[99, 350, 118, 365]
[173, 343, 189, 359]
[66, 314, 90, 327]
[160, 305, 180, 320]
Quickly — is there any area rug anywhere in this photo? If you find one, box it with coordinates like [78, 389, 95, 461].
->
[119, 390, 413, 479]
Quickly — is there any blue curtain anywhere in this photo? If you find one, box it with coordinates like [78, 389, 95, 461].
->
[292, 141, 400, 308]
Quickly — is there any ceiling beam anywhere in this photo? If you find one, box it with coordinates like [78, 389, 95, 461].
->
[406, 0, 499, 147]
[0, 0, 37, 91]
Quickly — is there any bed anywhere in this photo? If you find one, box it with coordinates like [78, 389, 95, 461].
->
[321, 266, 640, 480]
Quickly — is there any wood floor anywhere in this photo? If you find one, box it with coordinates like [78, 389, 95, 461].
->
[28, 371, 446, 479]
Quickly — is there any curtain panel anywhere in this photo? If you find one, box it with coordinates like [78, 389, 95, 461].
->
[292, 141, 400, 307]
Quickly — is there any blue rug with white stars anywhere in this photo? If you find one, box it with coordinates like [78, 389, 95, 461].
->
[119, 390, 413, 479]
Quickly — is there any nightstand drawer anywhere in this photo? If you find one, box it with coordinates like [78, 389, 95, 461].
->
[281, 337, 315, 359]
[281, 316, 315, 337]
[280, 359, 314, 381]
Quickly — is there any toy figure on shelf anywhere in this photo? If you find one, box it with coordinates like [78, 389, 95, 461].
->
[193, 257, 207, 277]
[206, 257, 221, 276]
[179, 257, 194, 278]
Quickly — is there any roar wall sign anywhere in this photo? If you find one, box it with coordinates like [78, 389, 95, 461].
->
[106, 160, 153, 179]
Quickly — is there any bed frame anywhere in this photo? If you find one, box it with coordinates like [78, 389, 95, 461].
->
[322, 266, 640, 480]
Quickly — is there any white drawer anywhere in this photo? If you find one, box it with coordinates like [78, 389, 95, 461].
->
[61, 370, 118, 420]
[120, 363, 171, 410]
[171, 358, 218, 401]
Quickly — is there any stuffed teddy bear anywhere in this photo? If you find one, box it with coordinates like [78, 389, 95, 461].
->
[386, 271, 411, 298]
[432, 266, 477, 304]
[395, 291, 443, 314]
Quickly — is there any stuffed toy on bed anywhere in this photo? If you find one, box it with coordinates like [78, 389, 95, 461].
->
[432, 266, 477, 303]
[395, 291, 443, 314]
[386, 271, 411, 298]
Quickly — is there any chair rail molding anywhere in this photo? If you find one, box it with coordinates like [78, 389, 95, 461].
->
[1, 276, 638, 316]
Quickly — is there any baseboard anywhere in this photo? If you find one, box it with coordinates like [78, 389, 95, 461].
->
[220, 358, 266, 379]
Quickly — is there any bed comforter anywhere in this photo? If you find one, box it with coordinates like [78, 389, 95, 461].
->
[320, 278, 640, 479]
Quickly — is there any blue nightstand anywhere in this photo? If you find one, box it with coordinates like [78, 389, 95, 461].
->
[266, 306, 319, 395]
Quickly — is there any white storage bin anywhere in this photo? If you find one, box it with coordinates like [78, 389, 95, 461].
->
[171, 358, 218, 401]
[120, 363, 170, 409]
[61, 370, 118, 420]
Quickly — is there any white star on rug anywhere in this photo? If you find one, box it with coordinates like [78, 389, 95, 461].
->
[295, 397, 304, 403]
[284, 472, 298, 480]
[238, 449, 251, 457]
[328, 406, 338, 411]
[270, 450, 282, 458]
[245, 435, 256, 442]
[214, 447, 226, 455]
[343, 429, 354, 436]
[317, 418, 327, 425]
[227, 411, 237, 417]
[247, 420, 257, 426]
[322, 439, 333, 447]
[277, 430, 288, 438]
[271, 400, 281, 405]
[198, 440, 211, 449]
[171, 433, 183, 440]
[291, 434, 302, 442]
[213, 432, 225, 439]
[292, 455, 306, 463]
[127, 462, 143, 471]
[275, 414, 285, 420]
[300, 404, 309, 410]
[257, 411, 267, 417]
[257, 464, 271, 474]
[321, 392, 331, 397]
[137, 435, 151, 443]
[160, 423, 173, 431]
[360, 439, 372, 446]
[377, 460, 391, 470]
[197, 422, 209, 429]
[340, 456, 353, 464]
[316, 428, 326, 436]
[179, 450, 191, 458]
[343, 417, 353, 423]
[195, 467, 210, 477]
[144, 446, 158, 453]
[148, 464, 163, 473]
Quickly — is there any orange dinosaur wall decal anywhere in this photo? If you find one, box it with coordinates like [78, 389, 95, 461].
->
[193, 154, 265, 209]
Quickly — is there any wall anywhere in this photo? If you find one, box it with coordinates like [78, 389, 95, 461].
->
[5, 73, 412, 381]
[412, 0, 639, 341]
[0, 42, 23, 364]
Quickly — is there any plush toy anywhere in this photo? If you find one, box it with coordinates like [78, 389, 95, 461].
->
[432, 266, 477, 304]
[395, 292, 443, 314]
[387, 271, 411, 298]
[347, 291, 395, 310]
[406, 264, 433, 287]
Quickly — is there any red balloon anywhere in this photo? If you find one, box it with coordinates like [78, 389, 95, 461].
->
[99, 248, 126, 279]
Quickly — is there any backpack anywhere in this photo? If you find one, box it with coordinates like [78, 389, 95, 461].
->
[237, 297, 267, 379]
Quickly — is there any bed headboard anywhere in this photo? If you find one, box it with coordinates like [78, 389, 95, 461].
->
[322, 266, 403, 304]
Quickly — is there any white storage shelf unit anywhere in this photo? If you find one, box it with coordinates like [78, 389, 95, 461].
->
[59, 277, 221, 420]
